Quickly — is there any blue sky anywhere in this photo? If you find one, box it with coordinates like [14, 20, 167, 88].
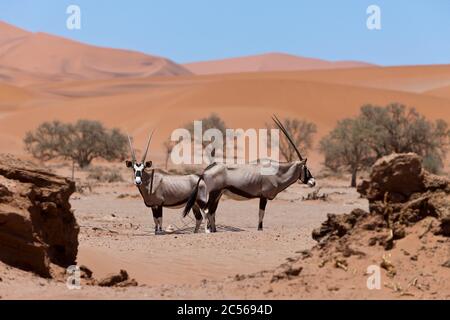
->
[1, 0, 449, 65]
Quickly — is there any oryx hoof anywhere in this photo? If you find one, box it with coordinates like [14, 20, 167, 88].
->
[155, 229, 165, 235]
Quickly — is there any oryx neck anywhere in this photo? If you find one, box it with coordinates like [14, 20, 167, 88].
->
[138, 169, 156, 194]
[276, 162, 302, 190]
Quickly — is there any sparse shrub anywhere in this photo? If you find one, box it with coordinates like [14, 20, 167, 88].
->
[302, 188, 328, 201]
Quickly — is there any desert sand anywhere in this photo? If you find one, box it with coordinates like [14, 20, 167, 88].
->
[0, 165, 370, 299]
[1, 159, 448, 300]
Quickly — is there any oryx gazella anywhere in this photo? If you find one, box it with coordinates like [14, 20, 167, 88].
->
[183, 115, 316, 232]
[125, 133, 208, 234]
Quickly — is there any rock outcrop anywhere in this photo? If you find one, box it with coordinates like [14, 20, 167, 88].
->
[0, 154, 78, 277]
[97, 269, 138, 287]
[314, 153, 449, 244]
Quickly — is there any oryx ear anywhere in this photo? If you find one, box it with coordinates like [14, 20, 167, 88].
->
[145, 161, 153, 168]
[125, 160, 133, 168]
[304, 158, 307, 163]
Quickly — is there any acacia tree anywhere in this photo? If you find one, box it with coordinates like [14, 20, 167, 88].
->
[320, 103, 450, 187]
[24, 120, 128, 177]
[359, 103, 449, 172]
[320, 118, 373, 187]
[267, 117, 317, 162]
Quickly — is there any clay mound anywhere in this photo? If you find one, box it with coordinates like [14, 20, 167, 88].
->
[301, 153, 449, 297]
[0, 154, 79, 277]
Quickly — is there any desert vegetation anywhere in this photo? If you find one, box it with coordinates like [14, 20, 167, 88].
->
[320, 103, 450, 186]
[24, 120, 128, 178]
[162, 107, 448, 190]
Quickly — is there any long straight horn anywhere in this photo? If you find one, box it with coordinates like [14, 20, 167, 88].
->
[141, 129, 155, 163]
[127, 134, 136, 163]
[272, 114, 303, 161]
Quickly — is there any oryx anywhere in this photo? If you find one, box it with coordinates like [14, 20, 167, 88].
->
[183, 115, 316, 232]
[125, 133, 208, 234]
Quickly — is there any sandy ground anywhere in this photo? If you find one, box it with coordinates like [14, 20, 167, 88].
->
[0, 175, 369, 299]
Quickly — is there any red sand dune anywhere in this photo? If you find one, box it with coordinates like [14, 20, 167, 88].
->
[425, 84, 450, 100]
[0, 83, 34, 106]
[183, 52, 374, 75]
[0, 21, 191, 86]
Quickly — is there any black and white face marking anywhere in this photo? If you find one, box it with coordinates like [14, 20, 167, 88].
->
[133, 163, 145, 185]
[299, 161, 316, 187]
[125, 160, 152, 186]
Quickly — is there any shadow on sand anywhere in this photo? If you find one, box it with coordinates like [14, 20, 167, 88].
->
[165, 224, 245, 235]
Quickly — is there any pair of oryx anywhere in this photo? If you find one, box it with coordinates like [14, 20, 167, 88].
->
[125, 116, 316, 234]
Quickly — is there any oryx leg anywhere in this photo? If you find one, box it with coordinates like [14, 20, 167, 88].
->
[192, 206, 203, 233]
[258, 198, 267, 231]
[206, 195, 220, 233]
[205, 212, 212, 233]
[207, 192, 222, 232]
[152, 206, 163, 235]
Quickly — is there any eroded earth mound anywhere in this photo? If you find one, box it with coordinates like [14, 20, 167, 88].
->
[0, 154, 78, 277]
[314, 153, 449, 247]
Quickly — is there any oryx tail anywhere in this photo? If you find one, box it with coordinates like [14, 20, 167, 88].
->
[183, 175, 203, 217]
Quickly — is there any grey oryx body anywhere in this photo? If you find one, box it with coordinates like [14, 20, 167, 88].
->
[126, 134, 207, 234]
[183, 116, 316, 232]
